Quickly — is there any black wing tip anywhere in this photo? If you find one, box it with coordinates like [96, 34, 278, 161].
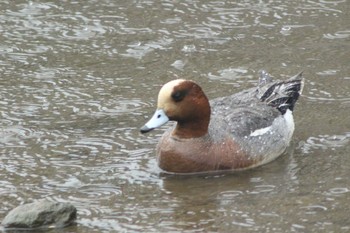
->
[259, 71, 305, 114]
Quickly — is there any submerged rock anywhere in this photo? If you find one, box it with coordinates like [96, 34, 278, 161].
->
[2, 200, 77, 229]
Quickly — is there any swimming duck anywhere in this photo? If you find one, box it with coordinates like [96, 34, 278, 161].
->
[140, 71, 304, 174]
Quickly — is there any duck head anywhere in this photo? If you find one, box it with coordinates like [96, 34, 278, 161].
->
[140, 79, 211, 138]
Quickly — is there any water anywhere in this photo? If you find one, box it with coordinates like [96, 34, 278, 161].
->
[0, 0, 349, 232]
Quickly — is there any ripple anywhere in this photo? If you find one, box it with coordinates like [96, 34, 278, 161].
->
[323, 187, 350, 196]
[78, 218, 124, 232]
[181, 44, 197, 53]
[219, 190, 244, 198]
[113, 98, 152, 115]
[249, 185, 276, 194]
[0, 0, 349, 232]
[121, 37, 173, 59]
[280, 24, 315, 36]
[0, 180, 17, 195]
[171, 60, 185, 70]
[78, 184, 122, 199]
[316, 69, 339, 76]
[320, 0, 347, 3]
[306, 78, 350, 102]
[324, 30, 350, 39]
[232, 220, 255, 228]
[60, 20, 107, 40]
[300, 133, 350, 153]
[2, 2, 110, 42]
[63, 137, 122, 157]
[301, 205, 328, 213]
[208, 67, 254, 86]
[0, 125, 43, 146]
[75, 137, 114, 151]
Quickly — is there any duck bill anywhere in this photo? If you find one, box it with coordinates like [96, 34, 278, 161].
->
[140, 109, 169, 133]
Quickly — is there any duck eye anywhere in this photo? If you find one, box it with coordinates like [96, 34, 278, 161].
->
[171, 90, 187, 102]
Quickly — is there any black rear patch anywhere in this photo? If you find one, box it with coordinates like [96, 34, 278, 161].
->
[258, 72, 304, 114]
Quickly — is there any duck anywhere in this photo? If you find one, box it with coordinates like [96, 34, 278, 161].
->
[140, 71, 304, 174]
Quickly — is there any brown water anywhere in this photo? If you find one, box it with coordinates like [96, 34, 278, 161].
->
[0, 0, 349, 232]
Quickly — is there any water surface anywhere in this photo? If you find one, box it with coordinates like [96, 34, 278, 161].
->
[0, 0, 349, 232]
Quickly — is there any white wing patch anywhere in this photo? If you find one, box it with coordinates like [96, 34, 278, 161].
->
[249, 109, 295, 138]
[250, 126, 272, 137]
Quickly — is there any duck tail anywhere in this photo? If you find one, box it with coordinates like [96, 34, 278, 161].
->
[258, 71, 304, 114]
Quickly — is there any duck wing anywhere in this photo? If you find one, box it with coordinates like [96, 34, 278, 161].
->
[212, 95, 279, 138]
[210, 71, 304, 138]
[256, 71, 304, 114]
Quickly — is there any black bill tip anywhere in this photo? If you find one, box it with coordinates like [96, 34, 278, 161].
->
[140, 125, 153, 134]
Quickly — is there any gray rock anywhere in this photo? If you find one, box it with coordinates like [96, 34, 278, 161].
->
[2, 200, 77, 229]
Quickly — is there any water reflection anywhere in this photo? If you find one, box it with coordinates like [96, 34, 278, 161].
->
[157, 155, 301, 232]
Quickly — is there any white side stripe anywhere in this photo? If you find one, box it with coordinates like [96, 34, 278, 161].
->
[250, 126, 272, 137]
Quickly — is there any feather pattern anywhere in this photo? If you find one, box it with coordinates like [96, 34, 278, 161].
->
[256, 71, 304, 114]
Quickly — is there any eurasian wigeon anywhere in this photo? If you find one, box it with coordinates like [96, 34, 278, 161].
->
[141, 71, 304, 174]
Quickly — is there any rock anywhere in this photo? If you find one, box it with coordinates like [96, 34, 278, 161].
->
[2, 200, 77, 229]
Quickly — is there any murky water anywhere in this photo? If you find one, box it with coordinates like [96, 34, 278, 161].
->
[0, 0, 349, 232]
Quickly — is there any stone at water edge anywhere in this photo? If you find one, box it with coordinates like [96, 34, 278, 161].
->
[2, 200, 77, 229]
